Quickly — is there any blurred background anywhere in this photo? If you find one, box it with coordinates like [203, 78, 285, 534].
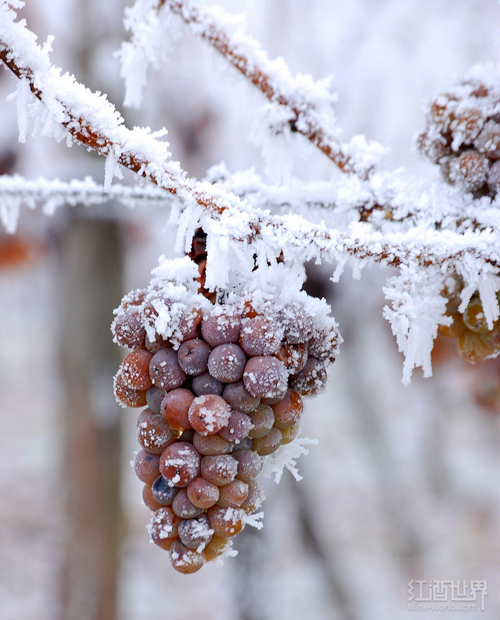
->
[1, 1, 500, 619]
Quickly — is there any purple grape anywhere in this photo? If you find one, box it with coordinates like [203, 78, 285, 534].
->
[201, 309, 242, 347]
[192, 372, 224, 396]
[239, 316, 283, 356]
[152, 475, 179, 506]
[146, 386, 165, 415]
[218, 411, 253, 443]
[172, 488, 204, 519]
[177, 338, 211, 376]
[178, 514, 213, 550]
[222, 381, 260, 413]
[232, 450, 263, 483]
[169, 540, 205, 574]
[208, 343, 247, 383]
[201, 455, 238, 486]
[280, 304, 314, 344]
[243, 356, 288, 399]
[193, 432, 233, 456]
[289, 357, 328, 395]
[178, 307, 203, 342]
[149, 348, 187, 390]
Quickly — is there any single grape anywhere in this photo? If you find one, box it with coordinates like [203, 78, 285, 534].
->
[247, 404, 275, 438]
[307, 328, 337, 363]
[179, 307, 203, 342]
[222, 381, 260, 413]
[241, 480, 265, 514]
[243, 356, 288, 399]
[161, 388, 195, 433]
[208, 344, 247, 383]
[239, 316, 283, 356]
[454, 151, 489, 192]
[271, 389, 303, 429]
[280, 304, 314, 343]
[201, 309, 242, 347]
[122, 350, 154, 390]
[193, 432, 233, 456]
[137, 408, 175, 455]
[281, 422, 300, 445]
[218, 411, 253, 443]
[201, 455, 238, 486]
[114, 371, 147, 408]
[290, 357, 327, 396]
[169, 540, 206, 574]
[121, 288, 146, 309]
[146, 386, 165, 415]
[148, 507, 180, 550]
[172, 488, 204, 519]
[187, 477, 220, 509]
[188, 395, 231, 435]
[475, 120, 500, 160]
[152, 475, 179, 506]
[217, 479, 249, 508]
[463, 297, 490, 333]
[203, 534, 230, 562]
[178, 514, 213, 550]
[142, 483, 163, 511]
[276, 342, 308, 374]
[232, 450, 263, 483]
[112, 307, 146, 349]
[252, 427, 283, 456]
[134, 450, 160, 484]
[149, 348, 187, 391]
[192, 372, 224, 397]
[159, 442, 201, 488]
[178, 339, 211, 376]
[207, 506, 244, 538]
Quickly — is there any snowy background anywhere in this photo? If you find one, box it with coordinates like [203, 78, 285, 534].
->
[1, 1, 500, 619]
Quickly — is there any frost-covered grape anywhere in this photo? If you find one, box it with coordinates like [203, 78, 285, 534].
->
[247, 404, 275, 438]
[281, 422, 300, 445]
[134, 450, 160, 484]
[179, 307, 203, 342]
[476, 120, 500, 159]
[280, 304, 314, 343]
[271, 389, 303, 429]
[454, 151, 489, 192]
[148, 507, 180, 551]
[178, 514, 213, 550]
[114, 371, 147, 408]
[243, 356, 288, 399]
[169, 540, 205, 574]
[191, 372, 224, 397]
[239, 316, 283, 356]
[487, 160, 500, 192]
[203, 534, 230, 562]
[201, 309, 242, 347]
[457, 331, 495, 364]
[188, 395, 231, 435]
[187, 477, 220, 508]
[122, 350, 154, 390]
[113, 307, 146, 349]
[463, 297, 490, 333]
[201, 455, 238, 486]
[142, 483, 163, 511]
[159, 442, 201, 488]
[152, 475, 179, 506]
[232, 450, 263, 483]
[146, 386, 164, 415]
[222, 381, 260, 413]
[276, 342, 308, 374]
[218, 411, 253, 443]
[207, 506, 244, 538]
[308, 329, 337, 364]
[137, 408, 175, 455]
[177, 339, 211, 376]
[208, 344, 246, 383]
[193, 432, 233, 456]
[261, 393, 286, 405]
[217, 479, 249, 508]
[290, 357, 327, 395]
[161, 388, 195, 433]
[149, 348, 187, 391]
[172, 488, 204, 519]
[252, 427, 283, 456]
[241, 480, 265, 514]
[145, 333, 171, 355]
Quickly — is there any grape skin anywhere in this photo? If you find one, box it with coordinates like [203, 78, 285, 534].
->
[241, 480, 265, 514]
[146, 386, 164, 415]
[149, 348, 187, 391]
[239, 316, 283, 356]
[172, 489, 204, 519]
[217, 479, 249, 508]
[142, 483, 163, 511]
[247, 404, 275, 439]
[280, 422, 300, 445]
[208, 343, 247, 383]
[243, 356, 288, 399]
[271, 389, 303, 429]
[169, 540, 206, 574]
[134, 450, 160, 484]
[218, 411, 253, 443]
[201, 310, 242, 347]
[137, 408, 175, 455]
[191, 372, 224, 397]
[178, 338, 212, 376]
[222, 381, 260, 413]
[114, 371, 147, 408]
[152, 475, 179, 506]
[232, 450, 263, 483]
[289, 357, 327, 396]
[178, 514, 213, 550]
[148, 507, 180, 550]
[252, 427, 283, 456]
[200, 455, 238, 486]
[203, 534, 230, 562]
[188, 394, 232, 435]
[276, 342, 308, 374]
[159, 442, 201, 488]
[187, 477, 220, 509]
[161, 388, 195, 433]
[178, 308, 203, 342]
[113, 307, 146, 349]
[207, 506, 244, 538]
[193, 432, 233, 456]
[122, 350, 154, 390]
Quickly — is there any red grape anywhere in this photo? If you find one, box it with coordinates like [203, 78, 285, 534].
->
[134, 450, 160, 484]
[232, 450, 263, 483]
[178, 307, 203, 342]
[146, 386, 165, 415]
[253, 427, 283, 456]
[271, 389, 303, 428]
[200, 455, 238, 486]
[222, 381, 260, 413]
[188, 394, 231, 435]
[187, 477, 220, 508]
[276, 342, 308, 374]
[247, 404, 274, 438]
[142, 483, 163, 511]
[161, 388, 194, 433]
[178, 514, 213, 550]
[114, 371, 147, 408]
[172, 489, 204, 518]
[152, 475, 179, 506]
[217, 479, 249, 508]
[239, 316, 283, 356]
[149, 348, 187, 391]
[241, 480, 265, 514]
[159, 442, 201, 488]
[148, 507, 180, 550]
[137, 408, 175, 455]
[201, 309, 242, 347]
[243, 356, 288, 399]
[178, 338, 211, 376]
[203, 534, 230, 562]
[193, 432, 233, 456]
[208, 343, 247, 383]
[169, 540, 205, 574]
[290, 357, 327, 395]
[122, 350, 154, 390]
[113, 307, 146, 349]
[218, 411, 253, 443]
[281, 422, 300, 445]
[207, 506, 244, 538]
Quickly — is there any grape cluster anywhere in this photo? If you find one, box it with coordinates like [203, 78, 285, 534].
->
[112, 264, 339, 573]
[418, 70, 500, 196]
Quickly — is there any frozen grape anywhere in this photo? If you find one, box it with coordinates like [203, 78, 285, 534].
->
[217, 479, 249, 508]
[112, 307, 146, 349]
[193, 432, 233, 456]
[201, 455, 238, 486]
[487, 160, 500, 192]
[122, 350, 154, 390]
[290, 357, 327, 396]
[149, 348, 187, 391]
[192, 372, 224, 396]
[148, 507, 180, 550]
[172, 489, 204, 519]
[241, 480, 265, 514]
[243, 356, 288, 399]
[207, 506, 244, 538]
[252, 427, 283, 456]
[134, 450, 160, 484]
[239, 316, 283, 356]
[178, 514, 213, 550]
[475, 120, 500, 159]
[178, 339, 211, 376]
[137, 408, 175, 455]
[208, 344, 247, 383]
[457, 331, 495, 364]
[152, 475, 179, 506]
[169, 540, 205, 574]
[280, 304, 314, 343]
[222, 381, 260, 413]
[218, 411, 253, 443]
[161, 388, 195, 433]
[159, 442, 201, 488]
[114, 371, 147, 408]
[232, 450, 263, 483]
[308, 329, 338, 364]
[187, 477, 220, 508]
[247, 404, 275, 438]
[463, 297, 490, 333]
[271, 389, 303, 429]
[146, 386, 164, 414]
[179, 307, 203, 342]
[454, 151, 489, 192]
[276, 342, 308, 374]
[142, 483, 163, 511]
[201, 309, 242, 347]
[203, 535, 230, 562]
[281, 422, 300, 445]
[188, 394, 231, 435]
